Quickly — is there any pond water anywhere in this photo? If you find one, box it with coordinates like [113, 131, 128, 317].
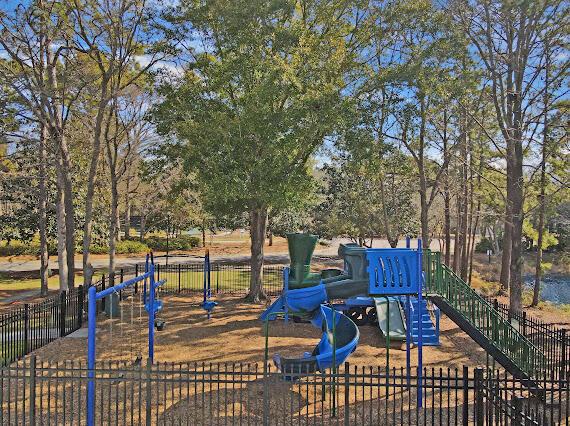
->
[524, 274, 570, 305]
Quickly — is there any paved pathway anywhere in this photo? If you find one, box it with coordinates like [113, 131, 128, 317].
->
[0, 238, 444, 273]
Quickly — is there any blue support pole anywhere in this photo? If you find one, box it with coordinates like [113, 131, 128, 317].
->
[417, 239, 423, 408]
[148, 263, 156, 364]
[206, 250, 211, 299]
[405, 294, 411, 387]
[406, 236, 410, 249]
[87, 285, 97, 426]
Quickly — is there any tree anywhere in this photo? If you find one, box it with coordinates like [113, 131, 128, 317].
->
[0, 1, 86, 290]
[153, 0, 361, 301]
[454, 0, 569, 311]
[72, 0, 165, 287]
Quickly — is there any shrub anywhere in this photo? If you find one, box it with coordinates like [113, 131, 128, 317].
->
[144, 235, 200, 251]
[0, 241, 57, 256]
[115, 240, 150, 254]
[89, 240, 150, 255]
[475, 238, 493, 253]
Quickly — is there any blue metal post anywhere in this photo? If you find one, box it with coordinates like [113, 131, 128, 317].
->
[283, 267, 289, 324]
[206, 251, 211, 299]
[203, 254, 208, 305]
[143, 254, 149, 304]
[405, 294, 411, 387]
[148, 264, 155, 364]
[406, 236, 410, 249]
[87, 285, 97, 426]
[417, 239, 423, 408]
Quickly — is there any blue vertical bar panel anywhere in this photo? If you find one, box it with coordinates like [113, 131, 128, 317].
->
[206, 250, 211, 299]
[283, 267, 289, 324]
[417, 239, 423, 408]
[405, 294, 411, 386]
[406, 236, 410, 249]
[87, 285, 97, 426]
[148, 263, 156, 364]
[203, 252, 208, 304]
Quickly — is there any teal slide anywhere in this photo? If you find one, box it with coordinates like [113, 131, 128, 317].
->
[374, 297, 407, 341]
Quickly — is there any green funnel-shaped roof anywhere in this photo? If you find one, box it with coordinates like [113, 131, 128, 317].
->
[287, 233, 318, 266]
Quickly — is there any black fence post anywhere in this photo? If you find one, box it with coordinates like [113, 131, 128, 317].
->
[135, 264, 139, 294]
[474, 368, 484, 426]
[522, 311, 527, 336]
[216, 264, 219, 294]
[178, 264, 181, 293]
[29, 355, 36, 424]
[562, 329, 567, 380]
[512, 397, 523, 425]
[101, 275, 106, 313]
[23, 304, 29, 355]
[120, 268, 124, 284]
[78, 285, 84, 329]
[59, 290, 67, 337]
[145, 358, 152, 426]
[462, 366, 469, 426]
[157, 263, 160, 281]
[342, 363, 350, 425]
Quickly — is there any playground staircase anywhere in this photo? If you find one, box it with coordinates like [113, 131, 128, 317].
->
[424, 252, 546, 388]
[405, 298, 439, 346]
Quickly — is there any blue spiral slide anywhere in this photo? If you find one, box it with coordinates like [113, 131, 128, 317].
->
[264, 283, 360, 374]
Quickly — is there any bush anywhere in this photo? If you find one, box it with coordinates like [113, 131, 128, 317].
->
[475, 238, 494, 253]
[0, 241, 57, 256]
[89, 240, 150, 255]
[144, 235, 200, 251]
[115, 240, 150, 254]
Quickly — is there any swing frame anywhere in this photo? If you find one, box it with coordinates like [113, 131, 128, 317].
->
[86, 255, 166, 426]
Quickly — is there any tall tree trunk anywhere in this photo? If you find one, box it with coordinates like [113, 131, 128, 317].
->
[55, 159, 68, 291]
[109, 174, 118, 287]
[453, 195, 462, 273]
[246, 206, 268, 302]
[418, 96, 429, 249]
[39, 124, 50, 296]
[63, 165, 75, 288]
[499, 209, 512, 292]
[201, 220, 206, 247]
[82, 83, 109, 288]
[532, 40, 550, 307]
[442, 109, 451, 265]
[139, 214, 146, 242]
[509, 139, 524, 312]
[124, 186, 131, 239]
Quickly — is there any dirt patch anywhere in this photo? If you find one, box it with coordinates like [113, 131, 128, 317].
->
[29, 294, 488, 370]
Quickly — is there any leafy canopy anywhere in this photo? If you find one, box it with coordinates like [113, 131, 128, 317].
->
[153, 0, 358, 216]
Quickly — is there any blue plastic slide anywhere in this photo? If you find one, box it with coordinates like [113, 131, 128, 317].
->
[267, 285, 360, 374]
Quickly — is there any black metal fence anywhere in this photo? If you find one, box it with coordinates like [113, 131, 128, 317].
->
[0, 263, 283, 367]
[153, 263, 283, 296]
[484, 296, 569, 382]
[0, 286, 85, 367]
[1, 357, 568, 425]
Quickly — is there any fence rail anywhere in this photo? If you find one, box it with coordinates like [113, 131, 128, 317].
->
[1, 357, 568, 425]
[482, 295, 570, 382]
[1, 263, 283, 366]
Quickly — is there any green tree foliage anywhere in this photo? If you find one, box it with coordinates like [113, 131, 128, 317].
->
[153, 0, 361, 301]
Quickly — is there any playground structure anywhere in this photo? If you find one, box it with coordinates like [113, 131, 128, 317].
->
[262, 232, 550, 397]
[87, 254, 167, 426]
[261, 234, 437, 406]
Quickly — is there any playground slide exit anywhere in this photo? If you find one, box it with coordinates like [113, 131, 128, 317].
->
[271, 283, 360, 373]
[374, 297, 407, 341]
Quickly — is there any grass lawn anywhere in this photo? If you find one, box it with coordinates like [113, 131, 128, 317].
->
[158, 268, 282, 293]
[0, 272, 103, 300]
